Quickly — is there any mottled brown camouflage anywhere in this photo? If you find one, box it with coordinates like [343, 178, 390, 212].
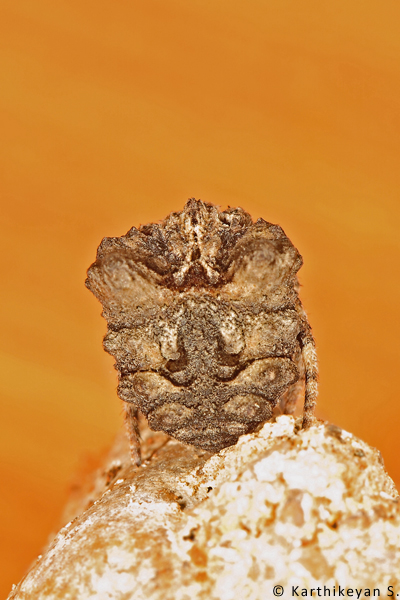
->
[86, 199, 318, 462]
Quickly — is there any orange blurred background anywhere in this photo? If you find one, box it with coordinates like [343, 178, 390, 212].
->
[1, 0, 400, 594]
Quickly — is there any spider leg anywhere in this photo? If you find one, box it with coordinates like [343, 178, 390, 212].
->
[124, 403, 142, 466]
[296, 303, 318, 428]
[300, 334, 318, 428]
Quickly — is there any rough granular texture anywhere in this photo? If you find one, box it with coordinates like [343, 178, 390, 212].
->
[8, 416, 400, 600]
[85, 199, 318, 460]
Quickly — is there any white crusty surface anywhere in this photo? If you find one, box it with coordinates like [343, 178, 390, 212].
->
[8, 416, 400, 599]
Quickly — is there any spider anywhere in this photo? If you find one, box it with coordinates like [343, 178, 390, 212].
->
[86, 199, 318, 464]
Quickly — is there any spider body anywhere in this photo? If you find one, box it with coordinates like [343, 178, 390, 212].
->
[86, 199, 318, 463]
